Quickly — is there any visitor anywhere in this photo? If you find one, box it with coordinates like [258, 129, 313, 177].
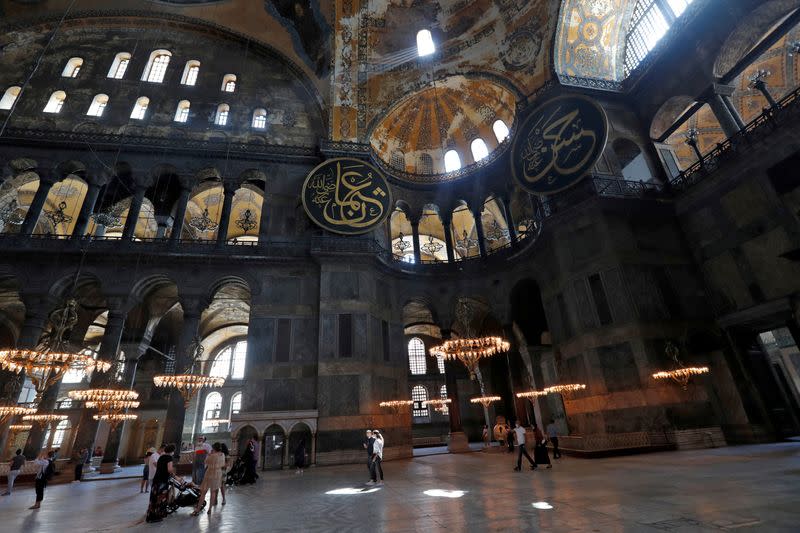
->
[219, 443, 229, 505]
[506, 422, 514, 453]
[512, 421, 536, 472]
[546, 419, 561, 459]
[241, 437, 258, 484]
[147, 446, 161, 493]
[29, 450, 54, 510]
[363, 429, 374, 477]
[74, 447, 88, 482]
[294, 438, 306, 474]
[192, 442, 225, 516]
[482, 425, 489, 447]
[93, 445, 103, 459]
[2, 449, 25, 495]
[193, 436, 212, 484]
[146, 443, 180, 523]
[141, 449, 152, 493]
[532, 424, 551, 468]
[367, 430, 384, 485]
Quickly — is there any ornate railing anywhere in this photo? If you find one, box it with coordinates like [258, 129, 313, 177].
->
[670, 85, 800, 191]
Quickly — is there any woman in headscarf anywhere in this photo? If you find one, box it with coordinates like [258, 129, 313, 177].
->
[532, 424, 552, 468]
[146, 444, 179, 523]
[294, 438, 306, 474]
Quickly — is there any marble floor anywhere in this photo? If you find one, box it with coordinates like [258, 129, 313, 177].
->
[0, 442, 798, 532]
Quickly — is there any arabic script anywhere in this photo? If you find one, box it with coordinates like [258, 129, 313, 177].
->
[306, 161, 388, 231]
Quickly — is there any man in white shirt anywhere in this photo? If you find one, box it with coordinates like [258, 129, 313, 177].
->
[513, 421, 536, 472]
[367, 430, 384, 485]
[193, 436, 212, 484]
[147, 446, 161, 492]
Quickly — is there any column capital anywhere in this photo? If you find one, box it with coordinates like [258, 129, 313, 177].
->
[709, 83, 736, 98]
[222, 179, 239, 194]
[85, 166, 112, 188]
[177, 174, 196, 191]
[36, 167, 59, 186]
[131, 173, 155, 190]
[179, 296, 208, 318]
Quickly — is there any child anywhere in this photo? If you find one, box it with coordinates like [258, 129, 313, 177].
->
[141, 450, 152, 493]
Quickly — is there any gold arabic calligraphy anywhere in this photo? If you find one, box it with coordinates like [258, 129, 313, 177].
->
[308, 161, 387, 229]
[521, 106, 597, 185]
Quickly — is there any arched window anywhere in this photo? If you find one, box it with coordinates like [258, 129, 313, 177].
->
[209, 340, 247, 379]
[623, 1, 695, 77]
[252, 108, 267, 129]
[221, 74, 237, 93]
[130, 97, 149, 120]
[181, 60, 201, 86]
[57, 397, 73, 409]
[470, 138, 489, 162]
[45, 419, 69, 447]
[408, 337, 426, 375]
[0, 86, 21, 110]
[174, 100, 190, 123]
[201, 392, 223, 432]
[62, 57, 83, 78]
[492, 119, 510, 143]
[107, 52, 131, 79]
[444, 150, 461, 172]
[43, 91, 66, 113]
[142, 50, 171, 83]
[86, 94, 109, 117]
[390, 150, 405, 170]
[416, 29, 435, 57]
[417, 153, 433, 174]
[411, 385, 429, 420]
[402, 253, 416, 264]
[230, 392, 242, 416]
[439, 385, 449, 415]
[436, 355, 445, 374]
[215, 104, 230, 126]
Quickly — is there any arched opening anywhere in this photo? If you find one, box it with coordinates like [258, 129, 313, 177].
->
[288, 422, 312, 468]
[221, 74, 237, 93]
[36, 176, 89, 236]
[389, 208, 414, 262]
[181, 60, 201, 86]
[174, 100, 190, 123]
[215, 104, 230, 126]
[444, 150, 461, 172]
[183, 181, 224, 240]
[408, 337, 427, 375]
[390, 150, 405, 171]
[209, 340, 247, 380]
[262, 424, 285, 470]
[107, 52, 131, 79]
[62, 57, 83, 78]
[416, 153, 433, 174]
[142, 50, 172, 83]
[236, 425, 259, 457]
[451, 203, 479, 259]
[612, 138, 653, 181]
[493, 119, 510, 143]
[201, 391, 224, 432]
[416, 29, 435, 57]
[131, 97, 150, 120]
[252, 108, 267, 129]
[470, 138, 489, 162]
[226, 185, 264, 242]
[0, 86, 21, 110]
[43, 91, 66, 113]
[86, 94, 109, 117]
[481, 196, 510, 253]
[411, 385, 430, 422]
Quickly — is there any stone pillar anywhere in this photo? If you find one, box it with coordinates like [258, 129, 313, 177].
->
[472, 208, 487, 258]
[704, 84, 743, 138]
[100, 349, 143, 472]
[441, 215, 455, 263]
[122, 184, 147, 241]
[69, 303, 129, 461]
[258, 192, 271, 245]
[410, 219, 422, 264]
[20, 170, 57, 235]
[215, 181, 237, 246]
[499, 195, 517, 245]
[442, 337, 470, 452]
[71, 172, 107, 238]
[162, 298, 205, 449]
[310, 433, 316, 465]
[169, 176, 194, 243]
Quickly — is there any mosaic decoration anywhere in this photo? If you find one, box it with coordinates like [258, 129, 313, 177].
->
[301, 158, 392, 235]
[511, 95, 608, 195]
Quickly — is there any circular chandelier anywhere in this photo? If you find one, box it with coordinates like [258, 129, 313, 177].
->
[652, 342, 709, 390]
[470, 395, 501, 408]
[429, 336, 510, 379]
[8, 423, 32, 432]
[423, 398, 451, 413]
[92, 413, 138, 429]
[153, 374, 224, 407]
[68, 388, 139, 404]
[0, 404, 37, 422]
[545, 384, 586, 394]
[516, 390, 548, 399]
[379, 400, 413, 409]
[23, 413, 68, 425]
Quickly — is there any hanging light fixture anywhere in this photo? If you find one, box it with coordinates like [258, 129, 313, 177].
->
[454, 229, 478, 254]
[8, 423, 32, 432]
[378, 400, 414, 415]
[91, 203, 124, 229]
[424, 398, 452, 413]
[515, 390, 548, 399]
[23, 413, 68, 425]
[0, 404, 37, 423]
[153, 337, 224, 407]
[421, 235, 443, 256]
[43, 200, 73, 228]
[0, 198, 25, 227]
[470, 395, 501, 408]
[652, 341, 709, 390]
[484, 220, 509, 242]
[235, 209, 257, 234]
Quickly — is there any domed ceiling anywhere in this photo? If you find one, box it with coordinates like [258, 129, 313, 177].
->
[369, 75, 516, 182]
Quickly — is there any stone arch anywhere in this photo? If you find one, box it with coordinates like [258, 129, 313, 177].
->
[649, 95, 697, 140]
[262, 423, 286, 470]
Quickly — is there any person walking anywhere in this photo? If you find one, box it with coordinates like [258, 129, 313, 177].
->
[193, 436, 211, 485]
[546, 419, 561, 459]
[533, 424, 551, 468]
[3, 449, 25, 495]
[363, 430, 375, 479]
[147, 446, 161, 493]
[29, 450, 54, 510]
[73, 447, 88, 482]
[505, 423, 514, 453]
[192, 442, 225, 516]
[141, 450, 152, 493]
[367, 430, 384, 485]
[294, 438, 306, 474]
[482, 425, 489, 448]
[241, 437, 258, 484]
[512, 421, 536, 472]
[147, 444, 180, 523]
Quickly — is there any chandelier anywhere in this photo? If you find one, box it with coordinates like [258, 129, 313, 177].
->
[421, 235, 443, 256]
[69, 388, 140, 424]
[652, 342, 709, 390]
[430, 336, 509, 379]
[43, 200, 73, 228]
[423, 398, 451, 413]
[545, 384, 587, 394]
[484, 220, 509, 242]
[0, 198, 25, 226]
[379, 400, 413, 414]
[0, 300, 112, 404]
[393, 232, 412, 255]
[91, 204, 123, 229]
[0, 404, 37, 424]
[8, 423, 32, 432]
[153, 337, 224, 407]
[470, 395, 501, 408]
[23, 413, 68, 424]
[234, 209, 257, 233]
[92, 412, 138, 429]
[189, 207, 218, 233]
[515, 390, 548, 399]
[455, 229, 478, 254]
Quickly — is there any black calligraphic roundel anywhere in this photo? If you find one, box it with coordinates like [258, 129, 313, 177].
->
[511, 95, 608, 195]
[301, 158, 393, 235]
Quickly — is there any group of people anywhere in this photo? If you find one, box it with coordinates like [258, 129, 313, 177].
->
[511, 419, 563, 471]
[144, 437, 230, 523]
[362, 429, 385, 485]
[1, 449, 57, 509]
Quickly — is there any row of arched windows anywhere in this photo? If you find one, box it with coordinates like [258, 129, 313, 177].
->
[59, 51, 238, 89]
[0, 86, 277, 129]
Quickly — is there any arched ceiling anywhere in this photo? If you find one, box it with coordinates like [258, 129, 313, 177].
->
[369, 75, 515, 180]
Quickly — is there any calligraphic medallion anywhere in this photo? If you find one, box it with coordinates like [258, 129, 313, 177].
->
[301, 158, 392, 235]
[511, 95, 608, 195]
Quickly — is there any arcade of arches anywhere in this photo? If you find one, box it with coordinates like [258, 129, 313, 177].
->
[0, 1, 799, 529]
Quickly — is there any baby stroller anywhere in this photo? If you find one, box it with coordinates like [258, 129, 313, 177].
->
[226, 457, 245, 486]
[167, 476, 204, 514]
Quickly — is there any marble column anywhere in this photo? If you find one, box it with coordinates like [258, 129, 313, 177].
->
[705, 84, 743, 139]
[215, 182, 237, 246]
[100, 348, 144, 472]
[444, 348, 469, 452]
[441, 216, 455, 263]
[20, 170, 58, 235]
[121, 185, 147, 241]
[499, 195, 517, 245]
[169, 179, 193, 243]
[71, 173, 107, 239]
[410, 219, 422, 264]
[162, 298, 205, 448]
[472, 208, 487, 258]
